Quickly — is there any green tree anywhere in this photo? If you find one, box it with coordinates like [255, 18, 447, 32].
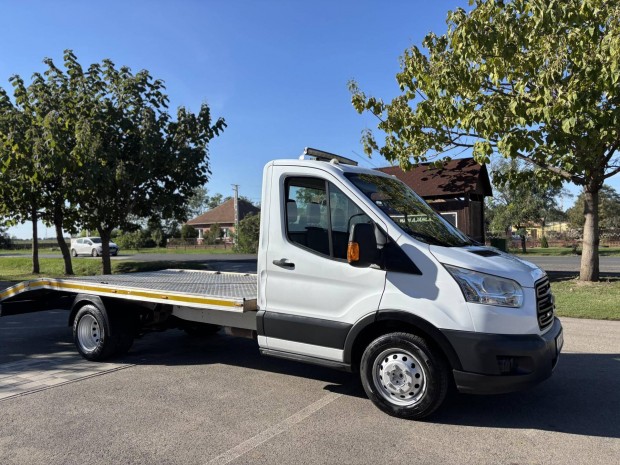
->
[0, 221, 10, 249]
[115, 230, 145, 251]
[350, 0, 620, 281]
[66, 52, 225, 274]
[567, 185, 620, 230]
[487, 160, 563, 253]
[187, 185, 210, 217]
[204, 222, 221, 245]
[0, 53, 89, 275]
[234, 213, 260, 253]
[0, 82, 45, 273]
[180, 224, 198, 240]
[206, 193, 224, 210]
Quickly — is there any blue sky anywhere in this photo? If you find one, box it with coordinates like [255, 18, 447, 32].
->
[1, 1, 618, 238]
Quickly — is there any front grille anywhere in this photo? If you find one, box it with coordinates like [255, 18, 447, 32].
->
[535, 277, 554, 330]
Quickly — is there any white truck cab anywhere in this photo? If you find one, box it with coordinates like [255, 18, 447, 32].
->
[0, 148, 562, 420]
[255, 148, 562, 418]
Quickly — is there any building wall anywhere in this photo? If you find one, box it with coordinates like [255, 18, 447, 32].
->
[427, 198, 485, 243]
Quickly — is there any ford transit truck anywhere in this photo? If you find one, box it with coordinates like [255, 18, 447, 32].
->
[0, 147, 563, 419]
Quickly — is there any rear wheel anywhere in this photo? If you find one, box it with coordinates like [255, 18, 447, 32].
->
[360, 332, 449, 420]
[73, 304, 135, 361]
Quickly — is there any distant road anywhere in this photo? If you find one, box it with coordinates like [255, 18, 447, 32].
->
[522, 255, 620, 273]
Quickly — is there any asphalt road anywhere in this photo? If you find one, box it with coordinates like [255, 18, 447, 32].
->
[1, 308, 619, 464]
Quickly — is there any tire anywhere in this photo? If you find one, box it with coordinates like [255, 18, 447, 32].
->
[183, 322, 221, 337]
[73, 304, 135, 361]
[360, 332, 449, 420]
[71, 249, 78, 257]
[91, 248, 99, 257]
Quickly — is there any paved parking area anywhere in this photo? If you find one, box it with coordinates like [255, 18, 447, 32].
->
[0, 351, 132, 401]
[0, 309, 618, 465]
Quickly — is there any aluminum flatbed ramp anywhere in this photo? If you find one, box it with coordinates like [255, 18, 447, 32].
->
[0, 269, 257, 313]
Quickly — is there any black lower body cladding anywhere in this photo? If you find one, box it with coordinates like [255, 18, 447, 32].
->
[442, 318, 563, 394]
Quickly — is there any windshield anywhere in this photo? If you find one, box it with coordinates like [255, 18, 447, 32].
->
[345, 173, 472, 247]
[91, 238, 102, 244]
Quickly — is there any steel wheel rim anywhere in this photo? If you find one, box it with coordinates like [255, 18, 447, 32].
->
[77, 314, 102, 352]
[372, 348, 428, 406]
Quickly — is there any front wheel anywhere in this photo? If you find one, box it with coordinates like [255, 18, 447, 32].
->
[91, 248, 99, 257]
[360, 332, 449, 420]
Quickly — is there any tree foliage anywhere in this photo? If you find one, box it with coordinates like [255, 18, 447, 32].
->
[115, 230, 146, 251]
[1, 51, 225, 274]
[180, 224, 198, 240]
[350, 0, 620, 281]
[204, 222, 222, 245]
[234, 213, 260, 253]
[567, 185, 620, 230]
[487, 159, 563, 252]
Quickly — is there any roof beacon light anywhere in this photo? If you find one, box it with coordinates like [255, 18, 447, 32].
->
[300, 147, 358, 166]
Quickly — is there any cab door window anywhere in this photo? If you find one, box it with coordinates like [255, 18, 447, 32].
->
[285, 177, 371, 260]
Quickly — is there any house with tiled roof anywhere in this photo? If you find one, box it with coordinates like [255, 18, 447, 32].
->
[186, 198, 260, 242]
[377, 157, 492, 242]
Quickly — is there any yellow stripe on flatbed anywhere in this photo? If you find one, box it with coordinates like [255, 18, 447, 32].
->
[0, 276, 254, 312]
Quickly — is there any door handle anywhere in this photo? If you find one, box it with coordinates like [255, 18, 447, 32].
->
[273, 258, 295, 269]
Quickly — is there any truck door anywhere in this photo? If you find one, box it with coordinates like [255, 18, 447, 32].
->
[262, 170, 387, 362]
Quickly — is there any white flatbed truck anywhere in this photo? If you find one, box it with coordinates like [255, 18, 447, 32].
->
[0, 148, 563, 419]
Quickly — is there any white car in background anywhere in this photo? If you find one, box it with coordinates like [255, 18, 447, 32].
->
[71, 237, 120, 257]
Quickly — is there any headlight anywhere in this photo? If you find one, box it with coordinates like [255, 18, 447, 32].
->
[444, 265, 524, 308]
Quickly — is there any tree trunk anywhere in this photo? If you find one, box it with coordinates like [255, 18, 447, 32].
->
[53, 204, 73, 275]
[520, 235, 526, 253]
[580, 188, 600, 282]
[98, 227, 112, 275]
[31, 205, 40, 274]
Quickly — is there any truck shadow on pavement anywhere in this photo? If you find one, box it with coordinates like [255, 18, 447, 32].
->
[122, 330, 620, 439]
[2, 311, 618, 440]
[431, 352, 620, 439]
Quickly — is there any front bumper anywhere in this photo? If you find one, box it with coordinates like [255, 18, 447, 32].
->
[442, 318, 563, 395]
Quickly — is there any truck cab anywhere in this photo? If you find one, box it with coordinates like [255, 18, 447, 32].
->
[256, 148, 562, 419]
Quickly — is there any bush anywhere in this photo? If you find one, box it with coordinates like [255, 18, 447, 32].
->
[234, 213, 260, 253]
[204, 222, 222, 245]
[115, 230, 146, 251]
[181, 224, 198, 240]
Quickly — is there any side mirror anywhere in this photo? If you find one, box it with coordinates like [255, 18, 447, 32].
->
[348, 223, 377, 267]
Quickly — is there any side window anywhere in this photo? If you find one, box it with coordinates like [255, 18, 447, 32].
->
[329, 184, 371, 259]
[285, 177, 372, 260]
[286, 177, 330, 256]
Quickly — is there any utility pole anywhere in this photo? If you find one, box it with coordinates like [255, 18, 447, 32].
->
[232, 184, 239, 245]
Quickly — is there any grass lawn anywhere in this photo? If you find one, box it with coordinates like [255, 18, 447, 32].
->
[0, 257, 210, 282]
[552, 277, 620, 320]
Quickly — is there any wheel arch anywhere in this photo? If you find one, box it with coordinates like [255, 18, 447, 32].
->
[343, 310, 462, 372]
[69, 294, 106, 328]
[68, 294, 142, 336]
